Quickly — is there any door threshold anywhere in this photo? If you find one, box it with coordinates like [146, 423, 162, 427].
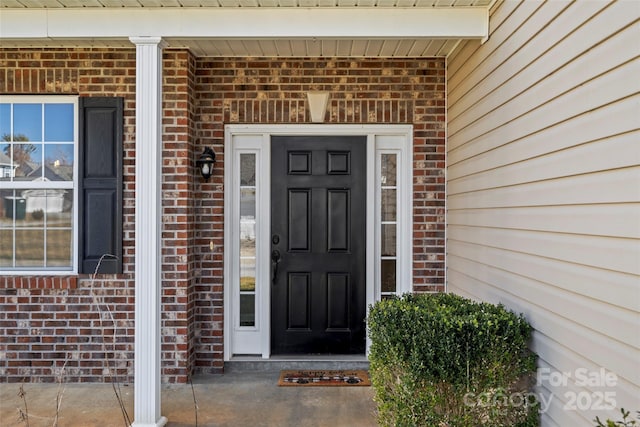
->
[230, 354, 368, 362]
[225, 355, 369, 373]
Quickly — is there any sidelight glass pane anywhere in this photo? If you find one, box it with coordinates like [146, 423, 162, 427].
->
[238, 151, 257, 328]
[381, 224, 396, 257]
[240, 224, 256, 257]
[240, 258, 256, 291]
[240, 153, 256, 186]
[239, 294, 255, 327]
[240, 188, 256, 219]
[381, 154, 397, 186]
[381, 259, 396, 293]
[381, 188, 396, 222]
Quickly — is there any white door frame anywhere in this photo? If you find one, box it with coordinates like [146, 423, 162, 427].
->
[223, 124, 413, 360]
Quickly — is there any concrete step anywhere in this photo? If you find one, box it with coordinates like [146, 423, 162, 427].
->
[223, 356, 370, 373]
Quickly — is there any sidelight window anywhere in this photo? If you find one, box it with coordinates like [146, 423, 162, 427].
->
[380, 153, 398, 298]
[239, 153, 257, 327]
[375, 133, 412, 299]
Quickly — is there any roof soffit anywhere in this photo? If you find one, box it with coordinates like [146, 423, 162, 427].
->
[0, 5, 490, 57]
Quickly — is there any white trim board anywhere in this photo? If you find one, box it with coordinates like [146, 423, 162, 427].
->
[223, 124, 413, 360]
[0, 8, 487, 41]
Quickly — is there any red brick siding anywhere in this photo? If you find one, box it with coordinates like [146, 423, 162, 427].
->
[0, 51, 446, 382]
[0, 48, 195, 383]
[192, 57, 446, 371]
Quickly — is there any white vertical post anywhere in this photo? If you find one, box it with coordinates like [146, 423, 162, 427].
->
[130, 36, 167, 427]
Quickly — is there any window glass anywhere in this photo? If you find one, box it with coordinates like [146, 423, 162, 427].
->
[16, 229, 45, 267]
[46, 229, 72, 267]
[13, 104, 42, 142]
[0, 228, 11, 267]
[0, 98, 77, 272]
[44, 144, 74, 181]
[0, 104, 10, 137]
[239, 153, 257, 327]
[380, 152, 398, 296]
[44, 104, 74, 142]
[381, 154, 397, 186]
[10, 143, 42, 181]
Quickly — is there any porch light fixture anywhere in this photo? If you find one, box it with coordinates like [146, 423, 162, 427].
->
[307, 91, 330, 123]
[196, 147, 216, 180]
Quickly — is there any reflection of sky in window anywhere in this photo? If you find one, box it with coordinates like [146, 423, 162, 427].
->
[14, 104, 42, 141]
[45, 104, 74, 142]
[45, 144, 74, 165]
[25, 145, 43, 165]
[0, 104, 10, 138]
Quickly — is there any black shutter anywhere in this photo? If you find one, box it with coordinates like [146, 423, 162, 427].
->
[78, 97, 123, 274]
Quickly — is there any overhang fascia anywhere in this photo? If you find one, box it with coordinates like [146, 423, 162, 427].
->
[0, 7, 488, 42]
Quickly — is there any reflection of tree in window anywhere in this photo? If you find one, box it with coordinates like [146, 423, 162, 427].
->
[2, 134, 36, 164]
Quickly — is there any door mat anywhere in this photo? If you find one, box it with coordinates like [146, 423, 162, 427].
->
[278, 369, 371, 386]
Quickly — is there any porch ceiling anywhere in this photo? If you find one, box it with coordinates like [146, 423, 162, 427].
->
[0, 1, 491, 57]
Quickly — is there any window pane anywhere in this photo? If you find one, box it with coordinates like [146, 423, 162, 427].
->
[381, 154, 397, 186]
[240, 224, 255, 257]
[0, 104, 10, 137]
[44, 104, 74, 142]
[0, 229, 12, 267]
[13, 104, 42, 142]
[240, 188, 256, 219]
[381, 188, 396, 221]
[239, 294, 255, 327]
[381, 259, 396, 293]
[44, 144, 74, 181]
[0, 143, 13, 181]
[240, 153, 256, 186]
[0, 190, 13, 227]
[12, 143, 42, 181]
[48, 189, 73, 228]
[15, 229, 44, 267]
[240, 258, 256, 291]
[2, 191, 27, 223]
[46, 228, 72, 267]
[381, 224, 396, 257]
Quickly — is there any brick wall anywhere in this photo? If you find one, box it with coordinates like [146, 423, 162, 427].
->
[0, 48, 196, 383]
[0, 51, 446, 382]
[193, 57, 447, 372]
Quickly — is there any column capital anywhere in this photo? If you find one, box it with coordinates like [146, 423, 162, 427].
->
[129, 36, 168, 48]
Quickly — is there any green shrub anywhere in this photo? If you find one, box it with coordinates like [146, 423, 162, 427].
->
[594, 408, 639, 426]
[367, 293, 538, 427]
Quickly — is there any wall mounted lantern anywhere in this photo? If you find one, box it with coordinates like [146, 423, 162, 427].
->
[196, 147, 216, 180]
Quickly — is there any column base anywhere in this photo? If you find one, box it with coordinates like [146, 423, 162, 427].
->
[130, 416, 168, 427]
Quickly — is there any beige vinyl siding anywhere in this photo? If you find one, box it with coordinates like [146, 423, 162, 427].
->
[446, 1, 640, 425]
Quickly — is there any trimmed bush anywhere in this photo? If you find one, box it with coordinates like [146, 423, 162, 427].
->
[367, 293, 538, 427]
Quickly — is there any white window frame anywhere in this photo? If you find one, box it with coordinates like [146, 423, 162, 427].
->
[0, 95, 79, 275]
[224, 124, 412, 360]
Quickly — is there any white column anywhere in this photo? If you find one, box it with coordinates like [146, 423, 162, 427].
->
[130, 36, 167, 427]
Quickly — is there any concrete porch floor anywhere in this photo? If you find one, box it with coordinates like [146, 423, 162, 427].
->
[0, 370, 378, 427]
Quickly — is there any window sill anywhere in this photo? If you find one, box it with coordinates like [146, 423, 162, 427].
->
[0, 275, 78, 290]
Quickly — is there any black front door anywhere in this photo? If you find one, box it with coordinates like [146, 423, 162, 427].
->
[271, 136, 366, 354]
